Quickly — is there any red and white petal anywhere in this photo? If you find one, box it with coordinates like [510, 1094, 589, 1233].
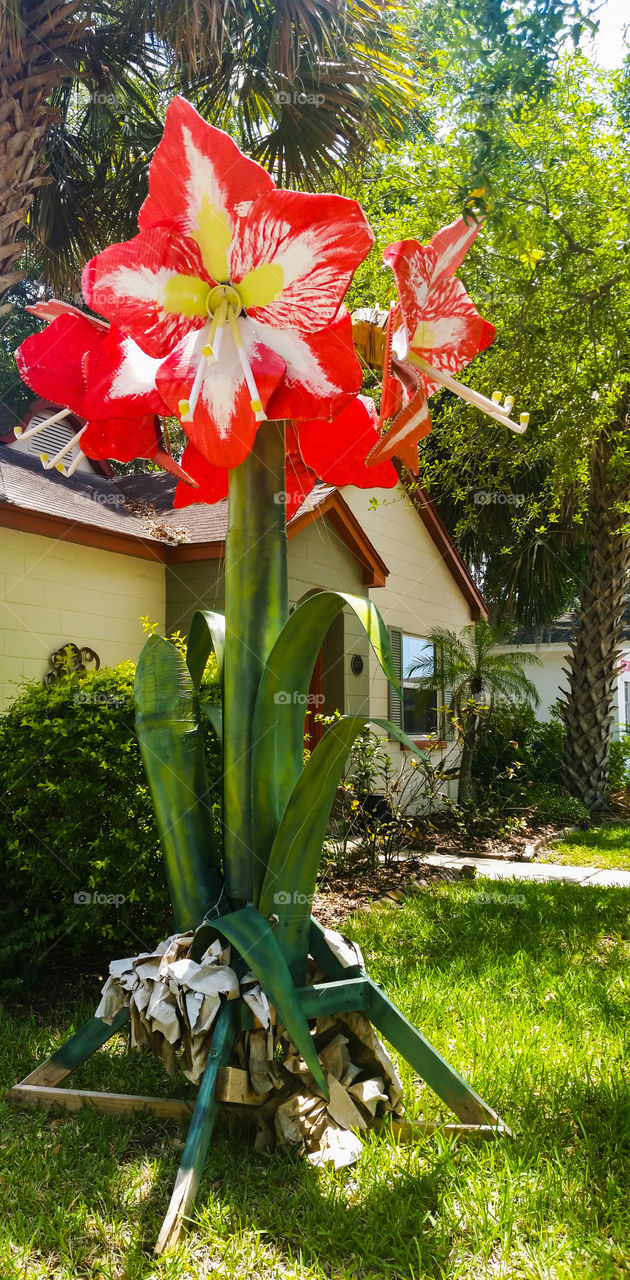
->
[82, 228, 213, 358]
[229, 190, 374, 332]
[426, 216, 482, 287]
[173, 442, 230, 509]
[285, 427, 318, 519]
[260, 309, 362, 422]
[157, 319, 286, 470]
[384, 219, 486, 350]
[83, 415, 196, 483]
[380, 304, 403, 425]
[365, 361, 432, 473]
[26, 299, 109, 328]
[15, 314, 107, 413]
[83, 327, 169, 418]
[139, 97, 274, 282]
[81, 413, 162, 462]
[297, 396, 398, 489]
[382, 238, 433, 341]
[409, 277, 495, 390]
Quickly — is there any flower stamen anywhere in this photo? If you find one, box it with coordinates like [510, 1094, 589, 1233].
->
[227, 307, 265, 421]
[65, 448, 87, 477]
[409, 353, 528, 435]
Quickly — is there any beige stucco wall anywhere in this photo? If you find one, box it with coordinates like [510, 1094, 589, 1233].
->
[0, 527, 165, 710]
[165, 559, 224, 637]
[344, 482, 474, 710]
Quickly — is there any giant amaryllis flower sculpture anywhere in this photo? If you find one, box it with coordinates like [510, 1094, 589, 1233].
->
[10, 98, 518, 1253]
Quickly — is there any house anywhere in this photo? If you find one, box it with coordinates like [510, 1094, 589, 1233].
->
[503, 613, 630, 740]
[0, 401, 486, 793]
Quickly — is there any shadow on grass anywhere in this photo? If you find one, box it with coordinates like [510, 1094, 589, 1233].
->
[1, 880, 629, 1276]
[0, 1099, 454, 1276]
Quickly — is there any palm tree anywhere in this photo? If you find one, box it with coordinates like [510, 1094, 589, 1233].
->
[560, 404, 630, 810]
[408, 618, 541, 804]
[0, 0, 415, 305]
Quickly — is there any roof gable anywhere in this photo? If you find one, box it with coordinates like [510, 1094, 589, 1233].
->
[0, 444, 485, 608]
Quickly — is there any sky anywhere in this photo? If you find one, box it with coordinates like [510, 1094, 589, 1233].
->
[587, 0, 629, 69]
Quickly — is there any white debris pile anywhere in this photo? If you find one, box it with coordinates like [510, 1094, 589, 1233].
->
[94, 926, 404, 1166]
[95, 931, 242, 1081]
[249, 1010, 404, 1168]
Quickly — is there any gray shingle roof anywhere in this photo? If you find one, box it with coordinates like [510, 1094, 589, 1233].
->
[0, 445, 334, 546]
[514, 606, 630, 646]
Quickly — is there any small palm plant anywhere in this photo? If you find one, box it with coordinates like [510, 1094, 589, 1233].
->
[407, 619, 541, 804]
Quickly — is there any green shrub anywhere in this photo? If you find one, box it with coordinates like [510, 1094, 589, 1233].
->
[608, 735, 630, 791]
[474, 702, 565, 794]
[0, 659, 221, 990]
[524, 782, 589, 826]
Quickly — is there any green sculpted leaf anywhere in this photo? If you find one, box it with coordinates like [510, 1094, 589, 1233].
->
[199, 701, 223, 742]
[191, 904, 327, 1096]
[134, 634, 226, 932]
[251, 591, 401, 899]
[186, 610, 226, 688]
[258, 717, 426, 974]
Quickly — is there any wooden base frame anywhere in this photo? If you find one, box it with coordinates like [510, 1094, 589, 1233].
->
[6, 921, 510, 1253]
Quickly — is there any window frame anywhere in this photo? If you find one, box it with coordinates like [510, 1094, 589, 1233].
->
[388, 627, 450, 745]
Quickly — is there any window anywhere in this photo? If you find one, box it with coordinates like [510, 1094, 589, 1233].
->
[624, 680, 630, 732]
[403, 635, 438, 736]
[388, 628, 444, 739]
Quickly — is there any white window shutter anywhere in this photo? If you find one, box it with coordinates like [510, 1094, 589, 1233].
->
[388, 626, 403, 733]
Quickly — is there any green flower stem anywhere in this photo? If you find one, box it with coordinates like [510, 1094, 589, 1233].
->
[223, 419, 288, 905]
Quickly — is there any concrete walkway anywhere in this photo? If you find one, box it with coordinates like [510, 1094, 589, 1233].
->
[420, 851, 630, 889]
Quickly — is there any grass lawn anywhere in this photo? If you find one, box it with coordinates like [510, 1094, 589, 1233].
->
[1, 878, 628, 1279]
[538, 823, 630, 873]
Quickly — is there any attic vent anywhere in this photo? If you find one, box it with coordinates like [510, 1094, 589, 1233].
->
[27, 416, 80, 464]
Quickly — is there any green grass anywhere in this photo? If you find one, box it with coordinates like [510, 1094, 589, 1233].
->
[538, 823, 630, 872]
[1, 879, 629, 1278]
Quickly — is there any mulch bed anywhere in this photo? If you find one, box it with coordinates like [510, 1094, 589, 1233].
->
[313, 858, 459, 930]
[313, 818, 572, 929]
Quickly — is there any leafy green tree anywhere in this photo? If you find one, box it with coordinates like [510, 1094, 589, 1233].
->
[351, 54, 630, 810]
[408, 619, 540, 804]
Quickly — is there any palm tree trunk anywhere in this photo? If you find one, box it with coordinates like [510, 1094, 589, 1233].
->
[0, 0, 85, 312]
[560, 402, 630, 810]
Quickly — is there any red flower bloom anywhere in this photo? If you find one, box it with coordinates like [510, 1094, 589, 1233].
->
[368, 217, 497, 471]
[82, 97, 373, 471]
[15, 307, 190, 482]
[173, 397, 397, 516]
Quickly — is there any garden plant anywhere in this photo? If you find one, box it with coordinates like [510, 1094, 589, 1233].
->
[7, 97, 527, 1252]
